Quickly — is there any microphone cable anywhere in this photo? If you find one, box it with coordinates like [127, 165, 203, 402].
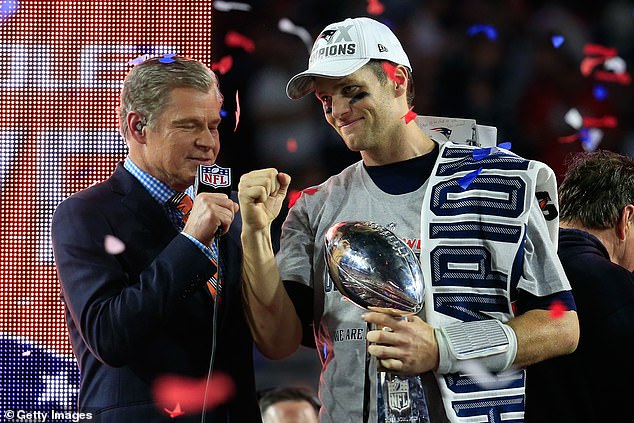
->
[201, 229, 222, 423]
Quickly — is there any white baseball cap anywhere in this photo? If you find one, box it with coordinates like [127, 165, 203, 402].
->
[286, 17, 412, 100]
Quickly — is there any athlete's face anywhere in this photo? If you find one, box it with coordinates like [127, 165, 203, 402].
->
[136, 87, 222, 192]
[314, 66, 403, 155]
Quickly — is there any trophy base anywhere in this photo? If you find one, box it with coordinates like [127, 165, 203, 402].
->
[378, 372, 430, 423]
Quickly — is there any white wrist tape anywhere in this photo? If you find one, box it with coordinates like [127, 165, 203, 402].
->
[435, 319, 517, 374]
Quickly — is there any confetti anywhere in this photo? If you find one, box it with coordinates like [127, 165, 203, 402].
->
[551, 35, 565, 48]
[498, 142, 512, 150]
[367, 0, 385, 16]
[158, 53, 176, 64]
[225, 31, 255, 53]
[582, 115, 617, 128]
[592, 84, 608, 101]
[564, 108, 583, 130]
[381, 62, 399, 83]
[211, 55, 233, 75]
[604, 56, 627, 74]
[286, 138, 298, 153]
[549, 300, 567, 319]
[579, 56, 606, 77]
[104, 235, 125, 255]
[278, 18, 313, 53]
[234, 90, 240, 133]
[458, 167, 482, 189]
[467, 24, 498, 41]
[583, 43, 617, 58]
[594, 70, 631, 85]
[402, 106, 416, 124]
[153, 373, 235, 415]
[288, 187, 319, 208]
[213, 1, 252, 12]
[164, 403, 185, 418]
[472, 147, 492, 161]
[579, 128, 604, 152]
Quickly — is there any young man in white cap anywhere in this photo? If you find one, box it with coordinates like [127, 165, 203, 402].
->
[238, 17, 579, 422]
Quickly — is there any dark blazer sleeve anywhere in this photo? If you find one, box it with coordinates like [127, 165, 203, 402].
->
[51, 186, 215, 368]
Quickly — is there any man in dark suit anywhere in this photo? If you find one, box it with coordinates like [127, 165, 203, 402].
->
[51, 55, 261, 422]
[525, 150, 634, 422]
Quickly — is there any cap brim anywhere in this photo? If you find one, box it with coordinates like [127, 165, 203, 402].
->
[286, 58, 370, 100]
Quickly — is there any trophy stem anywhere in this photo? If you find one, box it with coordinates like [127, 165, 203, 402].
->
[363, 321, 373, 423]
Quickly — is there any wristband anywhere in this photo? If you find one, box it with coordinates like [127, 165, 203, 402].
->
[435, 319, 517, 374]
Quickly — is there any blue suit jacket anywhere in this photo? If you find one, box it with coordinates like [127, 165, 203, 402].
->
[51, 163, 261, 422]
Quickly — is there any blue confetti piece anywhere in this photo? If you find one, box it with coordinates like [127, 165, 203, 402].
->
[220, 109, 228, 118]
[498, 141, 512, 150]
[458, 167, 482, 190]
[472, 147, 492, 160]
[593, 84, 608, 101]
[158, 53, 176, 64]
[323, 344, 327, 359]
[551, 35, 565, 48]
[1, 0, 18, 21]
[467, 24, 498, 41]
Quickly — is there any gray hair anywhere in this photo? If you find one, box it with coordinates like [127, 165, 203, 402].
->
[118, 55, 222, 137]
[559, 150, 634, 229]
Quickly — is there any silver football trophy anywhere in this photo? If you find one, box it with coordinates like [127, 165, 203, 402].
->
[325, 221, 429, 423]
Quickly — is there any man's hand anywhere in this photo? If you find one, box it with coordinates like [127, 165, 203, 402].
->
[238, 168, 291, 232]
[363, 307, 439, 376]
[183, 193, 239, 246]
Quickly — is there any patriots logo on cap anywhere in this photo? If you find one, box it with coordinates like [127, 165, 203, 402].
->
[318, 29, 337, 43]
[430, 127, 453, 139]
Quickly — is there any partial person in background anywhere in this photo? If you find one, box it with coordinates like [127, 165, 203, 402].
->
[259, 386, 320, 423]
[525, 150, 634, 423]
[51, 56, 261, 422]
[239, 17, 579, 422]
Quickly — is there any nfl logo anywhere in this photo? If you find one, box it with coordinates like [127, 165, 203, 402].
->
[387, 378, 411, 413]
[199, 164, 231, 189]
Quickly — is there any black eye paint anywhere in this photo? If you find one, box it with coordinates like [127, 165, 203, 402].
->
[349, 91, 369, 105]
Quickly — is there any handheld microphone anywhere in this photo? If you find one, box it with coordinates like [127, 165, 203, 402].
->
[195, 164, 233, 237]
[195, 163, 232, 422]
[195, 163, 232, 197]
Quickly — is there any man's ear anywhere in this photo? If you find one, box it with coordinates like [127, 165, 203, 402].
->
[127, 112, 147, 144]
[617, 204, 634, 240]
[392, 65, 408, 96]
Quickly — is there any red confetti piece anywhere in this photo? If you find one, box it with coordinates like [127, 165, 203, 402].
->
[594, 70, 632, 85]
[164, 403, 185, 419]
[288, 187, 319, 208]
[579, 56, 606, 77]
[367, 0, 385, 15]
[234, 91, 241, 133]
[549, 300, 567, 319]
[402, 106, 416, 124]
[582, 115, 618, 128]
[382, 62, 398, 82]
[153, 373, 235, 416]
[225, 31, 255, 53]
[558, 133, 579, 144]
[583, 43, 618, 58]
[211, 55, 233, 75]
[286, 138, 298, 153]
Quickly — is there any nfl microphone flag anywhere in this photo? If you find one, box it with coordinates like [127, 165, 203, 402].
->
[195, 164, 232, 197]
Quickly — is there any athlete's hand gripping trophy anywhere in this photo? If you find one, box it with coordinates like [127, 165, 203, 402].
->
[325, 221, 428, 423]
